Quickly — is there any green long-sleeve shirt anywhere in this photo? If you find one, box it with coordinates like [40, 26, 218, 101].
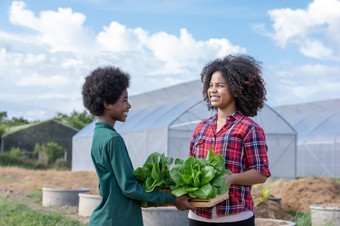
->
[89, 122, 175, 226]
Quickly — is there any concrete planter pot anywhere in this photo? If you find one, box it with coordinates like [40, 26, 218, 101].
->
[269, 196, 282, 206]
[256, 218, 295, 226]
[42, 187, 90, 207]
[78, 193, 101, 217]
[142, 207, 189, 226]
[310, 204, 340, 226]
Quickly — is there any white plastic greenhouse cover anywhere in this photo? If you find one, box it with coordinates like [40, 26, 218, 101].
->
[274, 99, 340, 177]
[72, 80, 297, 178]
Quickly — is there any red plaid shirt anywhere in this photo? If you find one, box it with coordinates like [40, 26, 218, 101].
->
[189, 111, 271, 219]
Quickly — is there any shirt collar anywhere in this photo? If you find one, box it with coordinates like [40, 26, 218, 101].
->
[208, 111, 244, 124]
[231, 111, 244, 122]
[95, 122, 116, 131]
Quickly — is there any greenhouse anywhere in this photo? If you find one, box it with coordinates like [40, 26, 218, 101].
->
[72, 80, 297, 178]
[274, 99, 340, 177]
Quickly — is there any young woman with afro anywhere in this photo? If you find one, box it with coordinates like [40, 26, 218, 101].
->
[188, 55, 271, 226]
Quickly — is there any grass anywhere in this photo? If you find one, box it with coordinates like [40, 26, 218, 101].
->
[0, 195, 86, 226]
[288, 210, 311, 226]
[28, 189, 43, 204]
[331, 177, 340, 183]
[0, 175, 19, 183]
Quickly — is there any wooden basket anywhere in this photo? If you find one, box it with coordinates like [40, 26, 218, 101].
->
[189, 193, 229, 207]
[148, 190, 229, 208]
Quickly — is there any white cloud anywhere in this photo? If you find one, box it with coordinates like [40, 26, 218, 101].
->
[24, 53, 46, 65]
[1, 1, 247, 121]
[0, 92, 70, 102]
[299, 39, 333, 59]
[9, 1, 95, 53]
[267, 0, 340, 59]
[97, 26, 246, 75]
[208, 38, 246, 58]
[97, 22, 146, 52]
[265, 63, 340, 106]
[16, 73, 71, 87]
[25, 110, 47, 119]
[9, 1, 39, 28]
[62, 58, 84, 68]
[269, 8, 310, 47]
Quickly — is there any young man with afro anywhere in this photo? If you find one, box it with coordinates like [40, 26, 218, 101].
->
[82, 66, 195, 226]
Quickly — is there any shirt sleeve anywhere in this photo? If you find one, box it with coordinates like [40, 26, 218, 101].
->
[244, 125, 271, 177]
[190, 122, 204, 157]
[105, 135, 175, 204]
[189, 127, 198, 157]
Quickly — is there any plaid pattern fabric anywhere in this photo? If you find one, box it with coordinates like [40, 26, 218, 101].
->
[189, 111, 271, 219]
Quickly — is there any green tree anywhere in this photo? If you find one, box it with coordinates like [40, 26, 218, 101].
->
[0, 112, 31, 148]
[53, 110, 95, 130]
[0, 124, 6, 138]
[0, 111, 30, 127]
[6, 117, 30, 126]
[0, 111, 7, 122]
[0, 112, 9, 148]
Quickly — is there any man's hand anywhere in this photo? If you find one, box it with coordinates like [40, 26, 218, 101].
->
[174, 195, 196, 211]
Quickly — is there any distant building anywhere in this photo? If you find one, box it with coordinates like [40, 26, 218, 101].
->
[1, 120, 78, 162]
[274, 99, 340, 177]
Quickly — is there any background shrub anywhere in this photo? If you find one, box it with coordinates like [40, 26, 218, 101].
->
[9, 147, 22, 158]
[34, 142, 66, 165]
[0, 152, 47, 169]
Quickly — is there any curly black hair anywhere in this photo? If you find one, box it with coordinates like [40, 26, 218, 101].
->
[82, 66, 130, 116]
[200, 54, 266, 117]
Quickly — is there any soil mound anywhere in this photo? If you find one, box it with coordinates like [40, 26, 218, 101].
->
[278, 177, 340, 212]
[255, 198, 292, 221]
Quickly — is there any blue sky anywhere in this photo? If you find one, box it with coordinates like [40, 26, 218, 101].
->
[1, 0, 340, 121]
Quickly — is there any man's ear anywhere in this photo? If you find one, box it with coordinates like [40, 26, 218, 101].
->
[103, 102, 111, 110]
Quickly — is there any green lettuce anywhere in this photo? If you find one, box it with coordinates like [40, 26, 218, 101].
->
[134, 149, 232, 206]
[134, 152, 175, 192]
[170, 149, 232, 199]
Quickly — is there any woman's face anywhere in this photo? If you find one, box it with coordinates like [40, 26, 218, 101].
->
[207, 71, 235, 111]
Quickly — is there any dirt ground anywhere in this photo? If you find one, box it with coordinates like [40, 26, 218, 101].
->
[1, 166, 340, 225]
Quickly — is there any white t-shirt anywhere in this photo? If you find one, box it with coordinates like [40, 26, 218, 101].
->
[188, 206, 253, 223]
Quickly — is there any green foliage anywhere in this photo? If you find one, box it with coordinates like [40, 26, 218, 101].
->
[134, 152, 175, 192]
[34, 142, 66, 165]
[134, 149, 232, 203]
[0, 111, 31, 127]
[331, 177, 340, 183]
[288, 210, 311, 226]
[53, 158, 71, 170]
[134, 152, 175, 207]
[0, 152, 47, 169]
[9, 147, 22, 158]
[170, 149, 231, 199]
[28, 189, 42, 204]
[0, 112, 7, 122]
[53, 110, 95, 130]
[0, 112, 32, 149]
[0, 142, 68, 169]
[0, 124, 7, 138]
[0, 196, 85, 226]
[253, 184, 271, 206]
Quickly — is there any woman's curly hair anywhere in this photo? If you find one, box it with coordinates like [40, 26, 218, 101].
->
[82, 66, 130, 116]
[201, 54, 266, 117]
